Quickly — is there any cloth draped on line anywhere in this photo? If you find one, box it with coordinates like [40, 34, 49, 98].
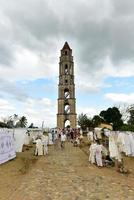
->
[0, 130, 16, 164]
[123, 132, 134, 156]
[94, 128, 102, 140]
[89, 143, 97, 164]
[95, 144, 103, 166]
[128, 133, 134, 156]
[48, 133, 53, 145]
[103, 130, 134, 162]
[109, 133, 122, 161]
[87, 131, 94, 142]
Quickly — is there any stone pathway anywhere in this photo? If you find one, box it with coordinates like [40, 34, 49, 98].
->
[1, 142, 134, 200]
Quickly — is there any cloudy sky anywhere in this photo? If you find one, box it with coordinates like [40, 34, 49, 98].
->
[0, 0, 134, 127]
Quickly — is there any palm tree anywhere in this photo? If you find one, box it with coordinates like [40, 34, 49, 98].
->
[19, 116, 28, 127]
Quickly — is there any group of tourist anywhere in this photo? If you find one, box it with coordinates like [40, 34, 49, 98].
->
[57, 128, 83, 147]
[35, 128, 84, 156]
[34, 127, 132, 174]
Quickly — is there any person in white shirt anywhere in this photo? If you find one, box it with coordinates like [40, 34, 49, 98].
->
[35, 137, 43, 156]
[41, 132, 49, 155]
[61, 131, 66, 149]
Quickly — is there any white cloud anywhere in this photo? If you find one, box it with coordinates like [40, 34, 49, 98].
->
[77, 57, 134, 93]
[25, 108, 38, 116]
[0, 47, 58, 81]
[101, 57, 134, 78]
[24, 98, 35, 108]
[0, 99, 15, 122]
[77, 106, 99, 118]
[0, 78, 28, 101]
[76, 77, 101, 93]
[23, 97, 56, 127]
[105, 93, 134, 104]
[39, 98, 52, 107]
[0, 99, 15, 111]
[0, 96, 56, 127]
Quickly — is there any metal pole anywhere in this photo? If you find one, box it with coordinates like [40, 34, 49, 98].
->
[42, 121, 44, 130]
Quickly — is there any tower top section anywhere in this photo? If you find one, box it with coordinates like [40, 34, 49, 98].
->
[61, 42, 72, 56]
[62, 42, 72, 50]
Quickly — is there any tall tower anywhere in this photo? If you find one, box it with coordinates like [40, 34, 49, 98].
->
[57, 42, 77, 129]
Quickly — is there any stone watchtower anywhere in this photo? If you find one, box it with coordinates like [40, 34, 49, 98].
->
[57, 42, 77, 129]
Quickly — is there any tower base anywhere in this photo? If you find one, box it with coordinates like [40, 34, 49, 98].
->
[57, 114, 77, 129]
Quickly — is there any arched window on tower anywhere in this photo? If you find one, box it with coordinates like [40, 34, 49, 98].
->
[64, 89, 70, 99]
[65, 64, 69, 74]
[64, 103, 70, 114]
[64, 120, 70, 128]
[65, 51, 67, 55]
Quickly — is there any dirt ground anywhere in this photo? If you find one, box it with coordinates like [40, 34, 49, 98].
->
[0, 139, 134, 200]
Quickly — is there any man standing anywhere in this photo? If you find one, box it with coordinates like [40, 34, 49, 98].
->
[35, 137, 43, 156]
[51, 129, 55, 144]
[41, 132, 49, 155]
[61, 130, 66, 149]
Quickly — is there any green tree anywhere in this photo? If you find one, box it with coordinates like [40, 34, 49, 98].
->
[92, 115, 104, 127]
[0, 121, 8, 128]
[16, 116, 28, 128]
[20, 116, 27, 127]
[78, 113, 93, 130]
[100, 107, 123, 130]
[7, 119, 14, 128]
[128, 107, 134, 125]
[120, 124, 134, 132]
[116, 103, 130, 123]
[6, 114, 19, 128]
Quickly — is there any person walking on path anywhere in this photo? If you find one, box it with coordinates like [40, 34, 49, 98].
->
[61, 131, 66, 149]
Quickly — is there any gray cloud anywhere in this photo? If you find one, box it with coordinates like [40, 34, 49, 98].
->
[0, 79, 28, 101]
[0, 0, 134, 78]
[0, 43, 14, 66]
[112, 0, 134, 17]
[0, 16, 15, 66]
